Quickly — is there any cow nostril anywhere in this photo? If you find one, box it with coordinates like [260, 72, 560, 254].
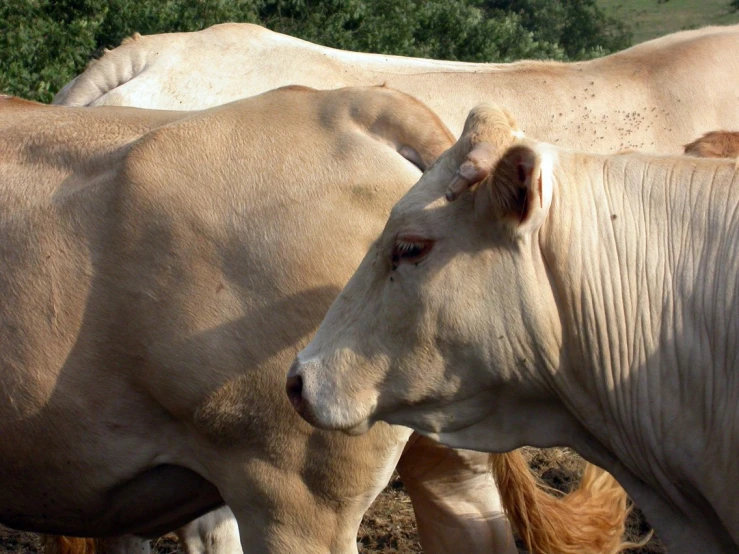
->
[286, 374, 304, 410]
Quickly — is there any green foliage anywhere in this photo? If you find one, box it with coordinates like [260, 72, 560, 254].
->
[0, 0, 633, 103]
[481, 0, 632, 59]
[0, 0, 100, 101]
[262, 0, 567, 62]
[731, 0, 739, 12]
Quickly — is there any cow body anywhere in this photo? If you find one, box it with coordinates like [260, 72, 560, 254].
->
[289, 104, 739, 553]
[0, 88, 509, 552]
[55, 22, 739, 153]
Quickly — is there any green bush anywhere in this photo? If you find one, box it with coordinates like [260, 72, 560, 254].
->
[0, 0, 632, 103]
[265, 0, 567, 62]
[482, 0, 632, 60]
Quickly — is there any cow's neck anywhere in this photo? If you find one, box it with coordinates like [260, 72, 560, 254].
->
[538, 149, 739, 536]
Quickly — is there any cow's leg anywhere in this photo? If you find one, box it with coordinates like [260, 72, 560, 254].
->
[221, 455, 402, 554]
[213, 429, 409, 554]
[397, 434, 517, 554]
[174, 506, 242, 554]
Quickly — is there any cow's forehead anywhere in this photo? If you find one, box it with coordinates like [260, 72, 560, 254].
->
[393, 155, 457, 215]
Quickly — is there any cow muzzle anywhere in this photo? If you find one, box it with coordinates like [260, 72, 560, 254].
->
[285, 357, 376, 434]
[286, 358, 329, 429]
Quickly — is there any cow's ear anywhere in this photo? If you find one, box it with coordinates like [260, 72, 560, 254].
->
[486, 144, 553, 235]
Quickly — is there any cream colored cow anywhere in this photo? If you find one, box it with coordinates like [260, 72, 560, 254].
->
[55, 22, 739, 153]
[288, 103, 739, 553]
[0, 88, 628, 554]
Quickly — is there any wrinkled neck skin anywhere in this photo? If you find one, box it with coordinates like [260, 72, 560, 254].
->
[534, 151, 739, 552]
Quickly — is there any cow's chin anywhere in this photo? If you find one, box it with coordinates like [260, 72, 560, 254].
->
[296, 405, 372, 435]
[310, 413, 373, 436]
[378, 392, 496, 439]
[340, 418, 373, 436]
[295, 392, 377, 434]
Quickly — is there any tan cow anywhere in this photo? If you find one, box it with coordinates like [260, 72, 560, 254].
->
[684, 130, 739, 159]
[53, 27, 550, 554]
[54, 22, 739, 153]
[288, 103, 739, 553]
[34, 78, 515, 551]
[0, 88, 627, 554]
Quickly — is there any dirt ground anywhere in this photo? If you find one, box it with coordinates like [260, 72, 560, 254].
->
[0, 448, 665, 553]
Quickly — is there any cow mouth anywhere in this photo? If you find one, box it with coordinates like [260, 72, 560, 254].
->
[294, 404, 372, 435]
[287, 376, 375, 434]
[340, 418, 373, 436]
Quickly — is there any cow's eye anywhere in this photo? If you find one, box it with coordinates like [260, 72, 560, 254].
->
[391, 237, 433, 269]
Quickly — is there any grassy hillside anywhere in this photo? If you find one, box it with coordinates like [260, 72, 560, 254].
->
[598, 0, 739, 43]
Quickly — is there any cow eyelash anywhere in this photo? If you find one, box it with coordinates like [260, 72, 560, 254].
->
[391, 238, 433, 269]
[396, 241, 424, 257]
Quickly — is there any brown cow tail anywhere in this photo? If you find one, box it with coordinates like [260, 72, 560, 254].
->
[41, 536, 97, 554]
[490, 450, 649, 554]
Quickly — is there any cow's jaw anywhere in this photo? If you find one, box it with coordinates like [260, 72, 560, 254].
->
[379, 391, 495, 437]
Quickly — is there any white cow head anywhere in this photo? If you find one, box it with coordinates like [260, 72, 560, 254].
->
[287, 104, 563, 448]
